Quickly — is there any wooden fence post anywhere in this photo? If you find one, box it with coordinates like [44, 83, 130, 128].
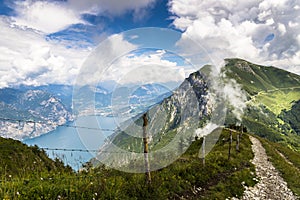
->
[143, 113, 151, 184]
[236, 134, 240, 152]
[228, 130, 232, 160]
[202, 136, 205, 166]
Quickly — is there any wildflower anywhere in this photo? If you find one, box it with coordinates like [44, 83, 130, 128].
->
[40, 177, 43, 181]
[16, 192, 20, 195]
[94, 193, 98, 196]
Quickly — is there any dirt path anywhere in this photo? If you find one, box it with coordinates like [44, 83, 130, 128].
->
[235, 136, 297, 200]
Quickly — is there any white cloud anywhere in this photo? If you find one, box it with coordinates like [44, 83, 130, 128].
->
[0, 17, 90, 88]
[101, 50, 188, 84]
[0, 0, 161, 88]
[74, 33, 138, 86]
[77, 45, 194, 87]
[12, 0, 84, 34]
[67, 0, 156, 16]
[9, 0, 157, 34]
[169, 0, 300, 75]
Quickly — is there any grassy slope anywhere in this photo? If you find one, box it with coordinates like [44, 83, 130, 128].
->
[0, 137, 71, 176]
[224, 58, 300, 150]
[253, 88, 300, 115]
[1, 129, 257, 199]
[225, 58, 300, 95]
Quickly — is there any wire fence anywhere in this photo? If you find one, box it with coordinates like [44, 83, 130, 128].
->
[0, 117, 116, 132]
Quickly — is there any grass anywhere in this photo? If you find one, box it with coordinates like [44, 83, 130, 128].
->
[0, 129, 257, 199]
[252, 88, 300, 115]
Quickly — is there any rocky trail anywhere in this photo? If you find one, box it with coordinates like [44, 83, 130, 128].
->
[234, 136, 298, 200]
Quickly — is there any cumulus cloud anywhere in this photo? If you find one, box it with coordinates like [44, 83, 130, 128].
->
[102, 50, 188, 84]
[75, 33, 137, 86]
[12, 0, 84, 34]
[169, 0, 300, 75]
[0, 0, 160, 88]
[67, 0, 156, 16]
[9, 0, 157, 34]
[76, 44, 193, 87]
[0, 17, 90, 88]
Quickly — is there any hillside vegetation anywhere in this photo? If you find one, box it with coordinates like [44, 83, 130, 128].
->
[224, 58, 300, 150]
[1, 129, 257, 199]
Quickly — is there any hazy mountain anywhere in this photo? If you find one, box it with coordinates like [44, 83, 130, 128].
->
[0, 83, 174, 140]
[74, 83, 173, 117]
[0, 88, 73, 140]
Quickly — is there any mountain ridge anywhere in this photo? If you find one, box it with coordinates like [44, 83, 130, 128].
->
[223, 58, 300, 150]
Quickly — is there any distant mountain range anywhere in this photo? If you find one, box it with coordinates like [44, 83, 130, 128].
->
[1, 58, 299, 151]
[72, 83, 172, 117]
[0, 88, 73, 140]
[0, 83, 173, 140]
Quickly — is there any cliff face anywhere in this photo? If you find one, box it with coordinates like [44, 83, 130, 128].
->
[94, 69, 214, 172]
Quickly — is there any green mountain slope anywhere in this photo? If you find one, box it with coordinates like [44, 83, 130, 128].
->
[0, 137, 72, 176]
[224, 58, 300, 150]
[94, 58, 300, 171]
[224, 58, 300, 95]
[1, 129, 258, 199]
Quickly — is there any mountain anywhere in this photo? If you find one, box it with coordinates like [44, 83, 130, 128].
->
[0, 88, 73, 140]
[0, 82, 172, 140]
[74, 83, 173, 117]
[129, 83, 171, 104]
[1, 59, 300, 198]
[94, 58, 300, 170]
[16, 84, 74, 110]
[94, 70, 216, 171]
[223, 58, 300, 150]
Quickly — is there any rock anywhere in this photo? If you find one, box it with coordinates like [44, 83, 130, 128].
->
[234, 136, 298, 200]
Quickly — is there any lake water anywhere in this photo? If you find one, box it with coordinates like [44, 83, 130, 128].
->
[24, 116, 117, 171]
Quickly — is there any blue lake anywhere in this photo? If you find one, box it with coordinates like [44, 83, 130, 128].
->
[24, 116, 117, 171]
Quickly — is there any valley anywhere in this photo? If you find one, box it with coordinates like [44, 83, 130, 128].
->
[0, 58, 300, 199]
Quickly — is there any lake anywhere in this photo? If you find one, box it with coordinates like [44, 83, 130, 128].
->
[24, 116, 117, 171]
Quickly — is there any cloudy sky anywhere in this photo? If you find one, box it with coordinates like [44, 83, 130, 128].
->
[0, 0, 299, 88]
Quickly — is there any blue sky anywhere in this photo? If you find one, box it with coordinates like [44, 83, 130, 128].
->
[0, 0, 299, 87]
[45, 0, 173, 48]
[0, 0, 172, 47]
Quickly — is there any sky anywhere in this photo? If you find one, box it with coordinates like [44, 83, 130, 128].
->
[0, 0, 299, 88]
